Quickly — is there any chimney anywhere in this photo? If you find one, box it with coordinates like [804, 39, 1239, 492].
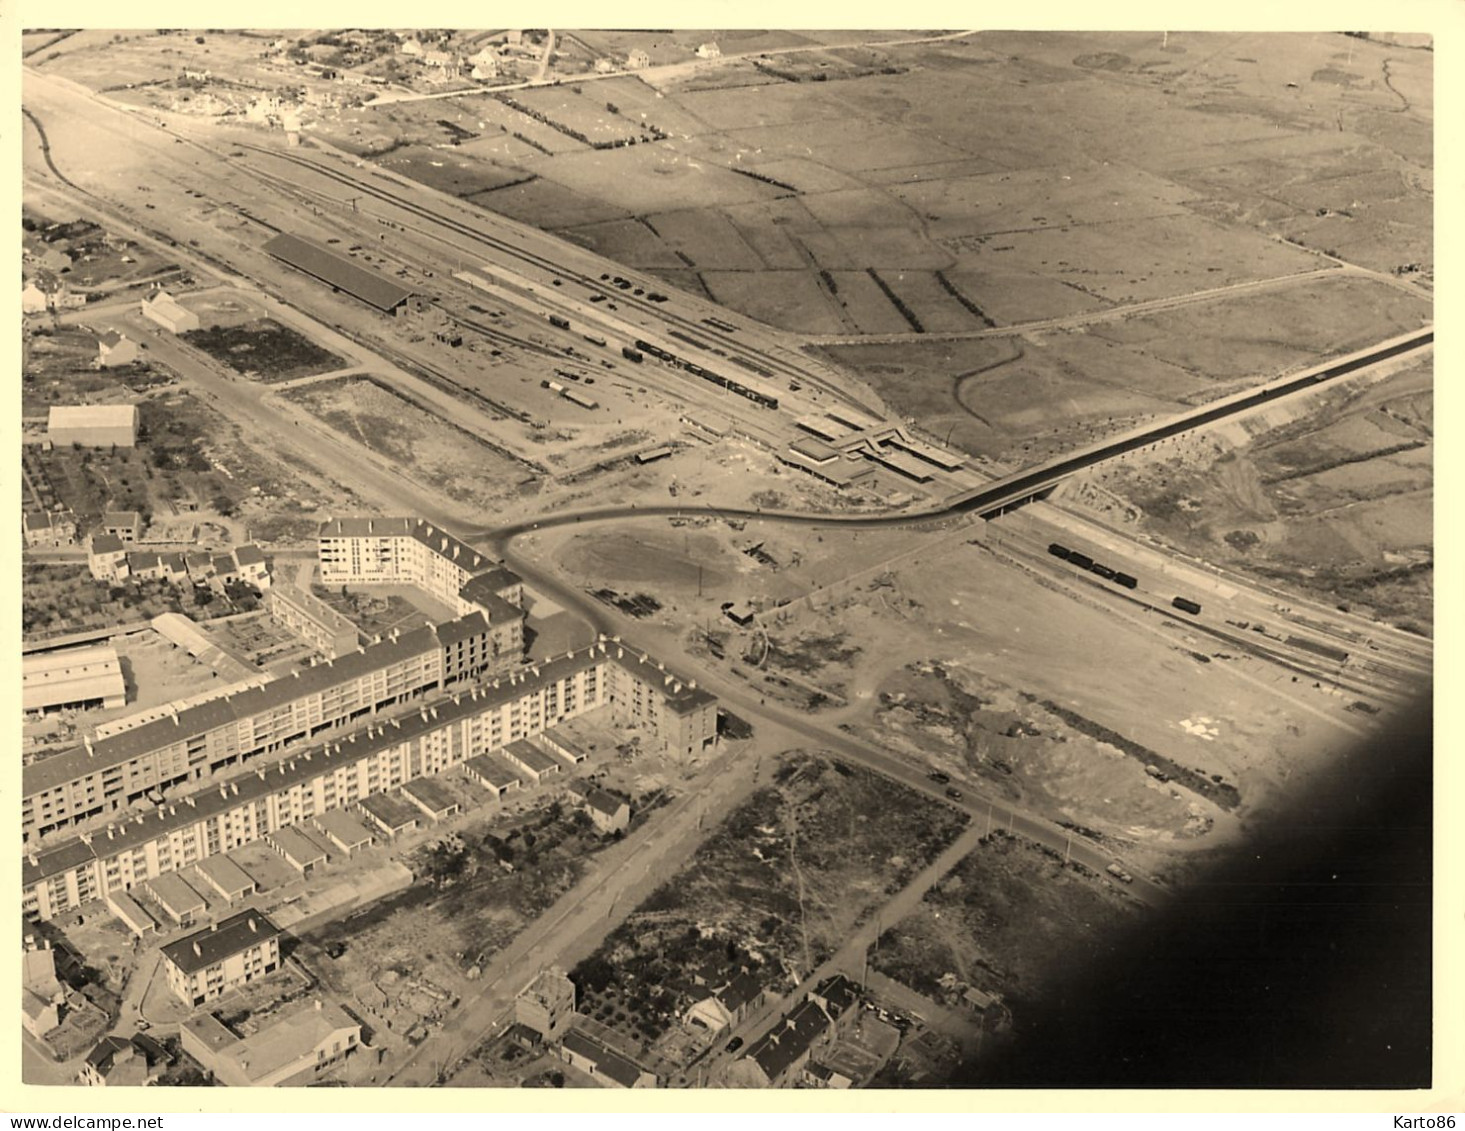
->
[192, 942, 202, 957]
[248, 917, 257, 933]
[231, 782, 239, 795]
[84, 736, 94, 757]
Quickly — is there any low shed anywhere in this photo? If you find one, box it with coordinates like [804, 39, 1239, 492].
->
[358, 793, 421, 837]
[313, 808, 374, 856]
[194, 855, 257, 904]
[463, 754, 523, 797]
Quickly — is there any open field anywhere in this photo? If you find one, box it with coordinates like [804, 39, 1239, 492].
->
[572, 750, 968, 1001]
[1080, 358, 1433, 633]
[820, 275, 1432, 464]
[321, 32, 1431, 346]
[282, 376, 529, 509]
[872, 831, 1139, 1013]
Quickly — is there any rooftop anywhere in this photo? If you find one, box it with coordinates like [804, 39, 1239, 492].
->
[401, 776, 458, 814]
[49, 403, 138, 430]
[195, 853, 256, 896]
[313, 807, 374, 848]
[24, 614, 485, 798]
[160, 910, 282, 976]
[318, 516, 496, 575]
[263, 233, 412, 313]
[268, 824, 328, 866]
[746, 998, 830, 1081]
[357, 791, 422, 831]
[145, 870, 207, 916]
[22, 645, 125, 713]
[605, 644, 717, 715]
[562, 1028, 650, 1088]
[214, 1001, 360, 1084]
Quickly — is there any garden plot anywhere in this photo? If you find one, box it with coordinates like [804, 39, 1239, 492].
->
[183, 319, 346, 383]
[576, 751, 968, 987]
[701, 270, 844, 335]
[641, 209, 765, 271]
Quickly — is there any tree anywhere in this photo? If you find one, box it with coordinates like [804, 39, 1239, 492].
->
[425, 841, 469, 887]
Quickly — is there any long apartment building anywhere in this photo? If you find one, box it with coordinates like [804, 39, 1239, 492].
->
[23, 613, 494, 843]
[317, 516, 526, 658]
[23, 641, 717, 922]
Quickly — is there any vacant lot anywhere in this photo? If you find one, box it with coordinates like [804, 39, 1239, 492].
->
[300, 796, 617, 1032]
[601, 752, 967, 982]
[873, 831, 1138, 1012]
[284, 377, 528, 509]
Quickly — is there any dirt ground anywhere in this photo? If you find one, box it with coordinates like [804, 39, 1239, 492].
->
[540, 509, 1387, 880]
[573, 750, 968, 1005]
[1073, 358, 1433, 633]
[872, 831, 1140, 1012]
[283, 376, 530, 510]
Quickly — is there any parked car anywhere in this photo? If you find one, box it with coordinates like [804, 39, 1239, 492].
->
[945, 787, 964, 801]
[927, 771, 951, 784]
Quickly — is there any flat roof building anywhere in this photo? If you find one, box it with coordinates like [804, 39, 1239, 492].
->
[312, 808, 375, 856]
[182, 1000, 361, 1087]
[48, 404, 139, 448]
[194, 855, 257, 904]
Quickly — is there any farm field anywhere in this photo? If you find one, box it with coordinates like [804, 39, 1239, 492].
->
[1078, 358, 1433, 633]
[343, 31, 1431, 347]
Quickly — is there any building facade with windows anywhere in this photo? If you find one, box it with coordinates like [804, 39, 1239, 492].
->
[160, 911, 283, 1006]
[23, 640, 716, 922]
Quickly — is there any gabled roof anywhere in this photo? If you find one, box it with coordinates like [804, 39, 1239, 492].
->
[90, 533, 125, 555]
[584, 787, 628, 818]
[160, 910, 282, 976]
[561, 1029, 649, 1088]
[717, 969, 763, 1013]
[746, 998, 830, 1081]
[812, 972, 860, 1015]
[232, 544, 266, 566]
[102, 510, 140, 527]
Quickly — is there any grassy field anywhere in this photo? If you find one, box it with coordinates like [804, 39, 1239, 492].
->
[283, 376, 529, 508]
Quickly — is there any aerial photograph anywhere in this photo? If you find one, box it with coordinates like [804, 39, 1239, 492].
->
[18, 27, 1432, 1094]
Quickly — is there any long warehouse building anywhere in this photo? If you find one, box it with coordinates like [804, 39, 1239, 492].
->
[262, 233, 413, 314]
[23, 640, 717, 921]
[23, 614, 496, 843]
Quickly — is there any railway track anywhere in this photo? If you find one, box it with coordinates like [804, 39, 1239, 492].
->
[228, 141, 871, 408]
